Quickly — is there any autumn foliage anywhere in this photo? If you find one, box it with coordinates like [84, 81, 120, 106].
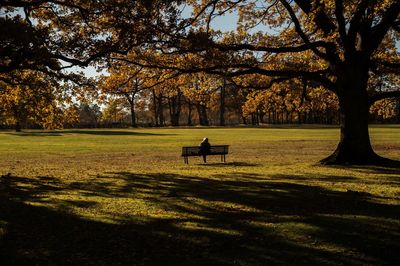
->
[1, 1, 400, 164]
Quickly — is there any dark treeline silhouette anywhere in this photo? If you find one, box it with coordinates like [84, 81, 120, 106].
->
[1, 93, 399, 130]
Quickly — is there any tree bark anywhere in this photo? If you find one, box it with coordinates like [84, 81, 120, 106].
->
[187, 99, 193, 126]
[15, 121, 21, 132]
[321, 92, 378, 164]
[125, 94, 137, 127]
[130, 103, 137, 127]
[152, 89, 159, 127]
[241, 115, 247, 125]
[219, 81, 225, 126]
[157, 93, 164, 126]
[196, 103, 209, 126]
[168, 90, 182, 126]
[321, 59, 387, 165]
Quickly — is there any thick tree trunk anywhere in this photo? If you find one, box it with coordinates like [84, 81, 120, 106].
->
[321, 92, 380, 164]
[321, 59, 389, 165]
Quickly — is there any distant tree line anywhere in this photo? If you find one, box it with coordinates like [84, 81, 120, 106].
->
[1, 75, 399, 130]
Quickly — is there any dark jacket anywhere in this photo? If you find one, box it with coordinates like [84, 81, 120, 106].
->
[199, 139, 211, 154]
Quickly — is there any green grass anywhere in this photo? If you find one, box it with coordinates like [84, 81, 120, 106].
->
[0, 126, 399, 265]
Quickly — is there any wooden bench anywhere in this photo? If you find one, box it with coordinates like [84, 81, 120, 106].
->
[181, 145, 229, 164]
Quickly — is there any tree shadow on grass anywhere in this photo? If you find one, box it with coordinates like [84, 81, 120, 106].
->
[347, 165, 400, 176]
[317, 164, 400, 185]
[0, 172, 399, 265]
[62, 130, 176, 136]
[6, 130, 175, 137]
[271, 173, 359, 182]
[196, 162, 260, 167]
[5, 132, 63, 137]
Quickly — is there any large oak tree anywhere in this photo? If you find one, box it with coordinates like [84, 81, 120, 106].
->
[165, 0, 400, 165]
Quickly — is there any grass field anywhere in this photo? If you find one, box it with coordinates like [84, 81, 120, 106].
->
[0, 126, 399, 265]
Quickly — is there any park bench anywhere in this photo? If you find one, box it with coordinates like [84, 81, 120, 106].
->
[181, 145, 229, 164]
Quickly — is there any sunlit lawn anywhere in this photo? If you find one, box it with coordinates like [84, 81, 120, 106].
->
[0, 126, 399, 265]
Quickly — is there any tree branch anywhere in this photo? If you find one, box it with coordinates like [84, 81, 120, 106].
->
[214, 41, 334, 54]
[180, 0, 219, 30]
[206, 1, 217, 34]
[334, 0, 347, 46]
[106, 68, 144, 94]
[370, 90, 400, 104]
[367, 2, 400, 54]
[229, 77, 293, 90]
[55, 50, 112, 69]
[0, 0, 90, 14]
[346, 0, 370, 52]
[279, 1, 321, 55]
[111, 55, 336, 93]
[293, 0, 336, 34]
[394, 20, 400, 32]
[372, 60, 400, 74]
[279, 0, 339, 65]
[227, 66, 336, 92]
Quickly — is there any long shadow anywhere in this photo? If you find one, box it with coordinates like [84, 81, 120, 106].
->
[197, 162, 260, 167]
[347, 165, 400, 175]
[272, 173, 359, 182]
[62, 130, 175, 136]
[6, 130, 175, 137]
[318, 165, 400, 185]
[1, 173, 399, 265]
[5, 132, 63, 137]
[248, 125, 339, 129]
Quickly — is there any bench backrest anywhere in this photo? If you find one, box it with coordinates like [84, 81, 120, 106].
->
[182, 145, 229, 156]
[209, 145, 229, 154]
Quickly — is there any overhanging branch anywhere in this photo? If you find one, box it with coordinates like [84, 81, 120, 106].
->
[214, 41, 334, 54]
[229, 77, 293, 90]
[279, 0, 340, 65]
[294, 0, 336, 34]
[372, 60, 400, 74]
[368, 2, 400, 54]
[111, 56, 336, 93]
[279, 0, 326, 59]
[334, 0, 347, 46]
[227, 67, 336, 92]
[370, 90, 400, 104]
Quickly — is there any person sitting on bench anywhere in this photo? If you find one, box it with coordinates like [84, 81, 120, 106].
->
[199, 137, 211, 163]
